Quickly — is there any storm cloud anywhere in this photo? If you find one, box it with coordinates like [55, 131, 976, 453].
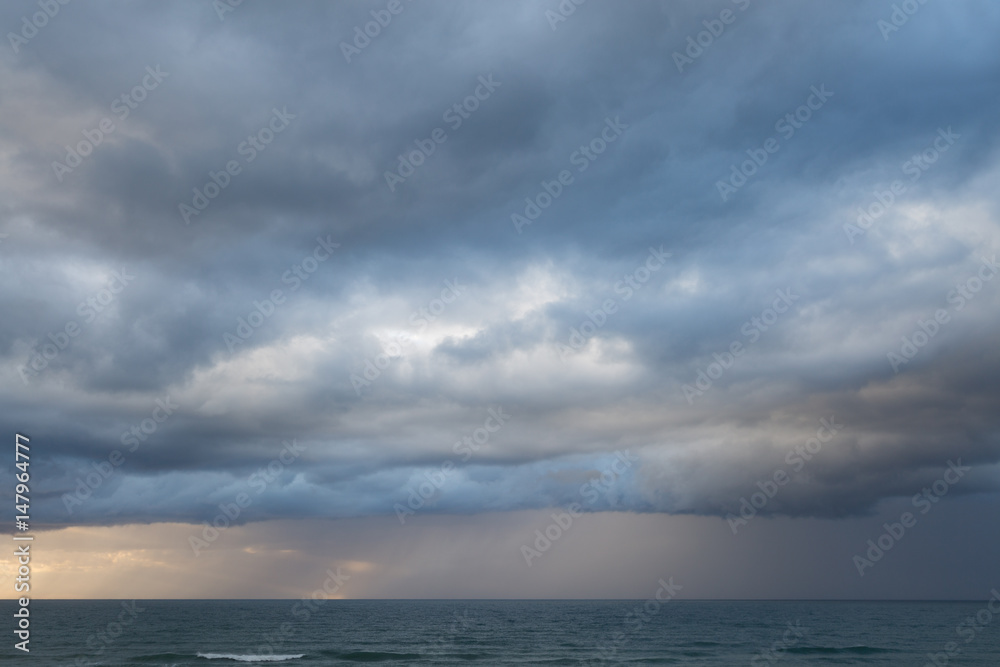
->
[1, 0, 999, 544]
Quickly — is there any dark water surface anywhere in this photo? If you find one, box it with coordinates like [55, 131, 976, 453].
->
[2, 599, 998, 665]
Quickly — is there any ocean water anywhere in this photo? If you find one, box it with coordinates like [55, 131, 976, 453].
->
[2, 600, 998, 665]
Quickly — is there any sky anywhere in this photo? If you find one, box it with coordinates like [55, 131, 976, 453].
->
[1, 0, 999, 600]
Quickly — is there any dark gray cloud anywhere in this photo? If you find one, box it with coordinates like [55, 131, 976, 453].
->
[1, 0, 999, 562]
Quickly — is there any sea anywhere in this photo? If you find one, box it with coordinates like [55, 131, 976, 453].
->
[1, 600, 998, 665]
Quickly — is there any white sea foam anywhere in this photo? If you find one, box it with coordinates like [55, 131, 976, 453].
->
[196, 653, 304, 662]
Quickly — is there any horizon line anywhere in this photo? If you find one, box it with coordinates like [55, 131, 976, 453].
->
[3, 598, 991, 602]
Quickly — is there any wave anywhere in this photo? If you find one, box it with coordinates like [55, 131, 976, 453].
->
[130, 654, 189, 663]
[196, 653, 305, 662]
[327, 651, 425, 661]
[785, 645, 895, 655]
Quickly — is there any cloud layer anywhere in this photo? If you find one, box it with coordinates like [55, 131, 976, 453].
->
[1, 0, 999, 535]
